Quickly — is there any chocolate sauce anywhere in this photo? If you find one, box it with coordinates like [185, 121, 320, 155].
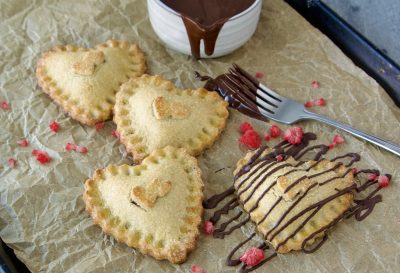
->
[203, 132, 390, 273]
[195, 64, 269, 121]
[161, 0, 256, 59]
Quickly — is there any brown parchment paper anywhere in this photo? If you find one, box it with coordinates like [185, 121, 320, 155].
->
[1, 0, 399, 272]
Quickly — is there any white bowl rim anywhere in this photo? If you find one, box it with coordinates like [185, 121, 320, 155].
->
[152, 0, 261, 22]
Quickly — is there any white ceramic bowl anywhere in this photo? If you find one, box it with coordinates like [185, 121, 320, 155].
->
[147, 0, 262, 58]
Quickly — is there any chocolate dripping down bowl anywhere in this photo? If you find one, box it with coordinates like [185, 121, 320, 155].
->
[147, 0, 262, 58]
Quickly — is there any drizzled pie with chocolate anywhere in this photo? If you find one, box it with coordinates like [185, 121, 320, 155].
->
[204, 132, 389, 273]
[234, 148, 354, 253]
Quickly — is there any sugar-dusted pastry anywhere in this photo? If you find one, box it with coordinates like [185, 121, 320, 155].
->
[233, 148, 354, 253]
[83, 146, 204, 264]
[36, 40, 146, 125]
[114, 74, 229, 163]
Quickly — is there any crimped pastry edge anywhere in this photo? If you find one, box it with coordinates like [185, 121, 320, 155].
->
[233, 148, 354, 253]
[36, 39, 146, 125]
[83, 146, 204, 264]
[114, 74, 229, 163]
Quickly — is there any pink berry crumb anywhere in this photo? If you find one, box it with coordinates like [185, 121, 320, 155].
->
[264, 133, 271, 142]
[8, 158, 17, 168]
[239, 130, 261, 149]
[269, 125, 281, 138]
[283, 127, 304, 145]
[95, 122, 105, 131]
[255, 71, 264, 79]
[49, 121, 60, 132]
[304, 100, 314, 108]
[77, 146, 88, 154]
[240, 247, 265, 266]
[203, 220, 214, 235]
[65, 143, 77, 151]
[17, 138, 29, 147]
[333, 134, 345, 144]
[191, 265, 206, 273]
[367, 173, 378, 180]
[276, 154, 284, 161]
[311, 80, 320, 89]
[314, 98, 326, 106]
[32, 150, 51, 164]
[111, 129, 120, 139]
[0, 101, 11, 110]
[377, 175, 390, 187]
[239, 122, 254, 134]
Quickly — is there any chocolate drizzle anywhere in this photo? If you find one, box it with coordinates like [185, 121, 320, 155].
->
[161, 0, 256, 59]
[203, 132, 390, 273]
[195, 64, 269, 121]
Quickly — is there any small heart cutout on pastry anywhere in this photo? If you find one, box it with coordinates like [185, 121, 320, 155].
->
[234, 149, 355, 253]
[36, 40, 146, 125]
[114, 75, 229, 163]
[83, 146, 204, 264]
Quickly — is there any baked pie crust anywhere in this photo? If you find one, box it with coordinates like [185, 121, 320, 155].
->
[114, 74, 229, 163]
[234, 148, 354, 253]
[36, 40, 146, 125]
[83, 146, 204, 264]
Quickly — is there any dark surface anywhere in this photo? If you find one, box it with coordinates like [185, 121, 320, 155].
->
[324, 0, 400, 65]
[285, 0, 400, 107]
[1, 1, 399, 272]
[0, 240, 29, 273]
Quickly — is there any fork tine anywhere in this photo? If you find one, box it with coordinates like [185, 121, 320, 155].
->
[258, 83, 286, 101]
[231, 64, 284, 103]
[228, 69, 282, 107]
[223, 75, 276, 114]
[255, 97, 277, 113]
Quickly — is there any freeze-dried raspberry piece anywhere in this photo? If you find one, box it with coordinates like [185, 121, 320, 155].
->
[191, 264, 206, 273]
[17, 138, 29, 147]
[65, 143, 77, 151]
[269, 125, 281, 138]
[32, 150, 51, 164]
[255, 71, 264, 79]
[111, 129, 120, 139]
[203, 220, 214, 235]
[283, 127, 304, 145]
[276, 154, 283, 161]
[264, 133, 271, 142]
[77, 146, 88, 154]
[378, 175, 390, 187]
[333, 134, 345, 144]
[367, 173, 378, 180]
[239, 130, 261, 149]
[8, 158, 17, 168]
[240, 247, 265, 266]
[314, 98, 326, 106]
[304, 100, 314, 108]
[0, 101, 11, 110]
[311, 80, 320, 89]
[239, 122, 254, 134]
[352, 168, 358, 175]
[95, 122, 105, 131]
[49, 121, 60, 132]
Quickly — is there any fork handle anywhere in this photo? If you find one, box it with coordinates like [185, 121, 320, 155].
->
[302, 110, 400, 157]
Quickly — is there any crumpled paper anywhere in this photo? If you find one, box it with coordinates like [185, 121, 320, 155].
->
[0, 0, 399, 272]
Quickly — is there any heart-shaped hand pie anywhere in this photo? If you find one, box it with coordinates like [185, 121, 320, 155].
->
[83, 146, 204, 264]
[36, 40, 146, 125]
[234, 148, 354, 253]
[114, 74, 229, 163]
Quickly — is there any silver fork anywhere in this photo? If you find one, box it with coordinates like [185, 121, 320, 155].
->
[227, 64, 400, 157]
